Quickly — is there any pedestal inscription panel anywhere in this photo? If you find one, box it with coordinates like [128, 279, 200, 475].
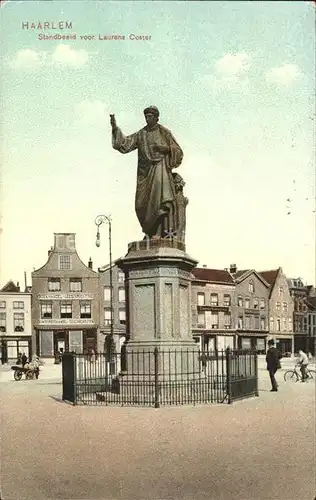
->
[132, 284, 156, 340]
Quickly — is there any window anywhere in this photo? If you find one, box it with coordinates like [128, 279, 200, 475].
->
[238, 316, 243, 329]
[118, 272, 125, 283]
[60, 302, 72, 319]
[104, 287, 111, 301]
[253, 298, 259, 309]
[276, 319, 281, 331]
[58, 254, 71, 270]
[14, 312, 24, 332]
[282, 302, 287, 313]
[238, 296, 243, 308]
[41, 302, 52, 319]
[224, 313, 231, 328]
[48, 278, 61, 292]
[210, 294, 218, 306]
[260, 299, 265, 309]
[245, 298, 250, 309]
[211, 312, 218, 328]
[249, 282, 254, 293]
[279, 286, 284, 296]
[119, 310, 126, 325]
[260, 317, 266, 330]
[0, 301, 6, 309]
[270, 317, 274, 331]
[276, 302, 281, 311]
[245, 316, 251, 329]
[70, 279, 82, 292]
[104, 309, 112, 325]
[283, 318, 287, 331]
[80, 301, 91, 319]
[197, 312, 205, 328]
[0, 312, 6, 332]
[13, 301, 24, 309]
[254, 316, 259, 329]
[223, 294, 231, 306]
[197, 292, 205, 306]
[118, 288, 125, 302]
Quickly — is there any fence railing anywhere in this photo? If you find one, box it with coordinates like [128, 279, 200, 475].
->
[62, 347, 258, 407]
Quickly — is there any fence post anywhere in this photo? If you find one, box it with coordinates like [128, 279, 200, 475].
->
[254, 350, 259, 397]
[154, 347, 160, 408]
[226, 347, 232, 404]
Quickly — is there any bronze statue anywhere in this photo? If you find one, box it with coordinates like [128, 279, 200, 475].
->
[110, 106, 187, 242]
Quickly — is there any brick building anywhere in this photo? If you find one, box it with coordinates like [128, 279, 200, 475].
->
[191, 267, 236, 350]
[32, 233, 101, 357]
[232, 266, 270, 352]
[0, 281, 32, 362]
[259, 268, 294, 355]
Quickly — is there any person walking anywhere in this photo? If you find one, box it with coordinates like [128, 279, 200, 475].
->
[266, 339, 282, 392]
[297, 349, 309, 382]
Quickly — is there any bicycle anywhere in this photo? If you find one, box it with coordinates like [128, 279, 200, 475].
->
[284, 364, 316, 383]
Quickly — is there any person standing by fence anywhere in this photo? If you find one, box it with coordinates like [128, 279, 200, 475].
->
[266, 339, 282, 392]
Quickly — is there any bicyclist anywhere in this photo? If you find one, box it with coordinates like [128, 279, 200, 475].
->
[297, 349, 309, 382]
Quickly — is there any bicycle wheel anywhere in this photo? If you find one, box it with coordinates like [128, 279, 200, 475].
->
[307, 370, 316, 380]
[284, 370, 298, 382]
[14, 370, 22, 381]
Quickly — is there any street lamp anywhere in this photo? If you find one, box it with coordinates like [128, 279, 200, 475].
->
[95, 214, 114, 340]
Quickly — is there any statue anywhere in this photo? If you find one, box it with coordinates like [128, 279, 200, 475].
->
[110, 106, 188, 242]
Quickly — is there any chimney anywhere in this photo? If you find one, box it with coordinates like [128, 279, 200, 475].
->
[88, 257, 93, 270]
[230, 264, 237, 274]
[48, 246, 53, 257]
[24, 271, 27, 290]
[16, 281, 20, 292]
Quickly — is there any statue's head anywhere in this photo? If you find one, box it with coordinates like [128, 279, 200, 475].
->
[144, 105, 159, 127]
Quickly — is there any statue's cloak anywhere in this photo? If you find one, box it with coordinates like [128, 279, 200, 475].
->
[112, 123, 183, 235]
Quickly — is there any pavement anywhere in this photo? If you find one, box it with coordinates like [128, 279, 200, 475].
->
[1, 356, 315, 500]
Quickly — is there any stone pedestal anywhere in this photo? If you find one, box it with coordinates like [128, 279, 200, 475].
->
[115, 238, 200, 383]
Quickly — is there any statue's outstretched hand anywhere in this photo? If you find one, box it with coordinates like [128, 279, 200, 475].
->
[110, 114, 117, 131]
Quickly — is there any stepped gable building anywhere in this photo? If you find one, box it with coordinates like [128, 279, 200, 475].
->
[0, 280, 32, 363]
[32, 233, 101, 357]
[258, 268, 294, 354]
[191, 266, 236, 350]
[230, 265, 270, 353]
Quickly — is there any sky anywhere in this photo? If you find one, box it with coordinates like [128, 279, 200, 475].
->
[0, 0, 315, 289]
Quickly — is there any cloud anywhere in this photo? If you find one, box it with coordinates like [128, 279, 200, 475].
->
[215, 52, 251, 77]
[10, 48, 44, 69]
[52, 44, 89, 68]
[9, 45, 89, 70]
[74, 100, 106, 125]
[266, 63, 302, 85]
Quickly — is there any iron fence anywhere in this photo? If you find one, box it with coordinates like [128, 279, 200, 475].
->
[62, 348, 258, 407]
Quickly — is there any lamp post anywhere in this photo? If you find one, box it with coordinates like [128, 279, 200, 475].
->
[95, 214, 114, 343]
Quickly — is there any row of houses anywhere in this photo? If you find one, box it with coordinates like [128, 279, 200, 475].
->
[1, 233, 315, 362]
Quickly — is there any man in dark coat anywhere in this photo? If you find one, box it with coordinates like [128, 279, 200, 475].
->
[266, 339, 282, 392]
[21, 353, 28, 367]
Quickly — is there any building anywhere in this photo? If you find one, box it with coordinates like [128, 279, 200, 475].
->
[305, 294, 316, 355]
[287, 277, 310, 353]
[191, 267, 236, 350]
[32, 233, 101, 357]
[232, 266, 270, 352]
[0, 281, 32, 362]
[259, 268, 294, 355]
[98, 262, 127, 353]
